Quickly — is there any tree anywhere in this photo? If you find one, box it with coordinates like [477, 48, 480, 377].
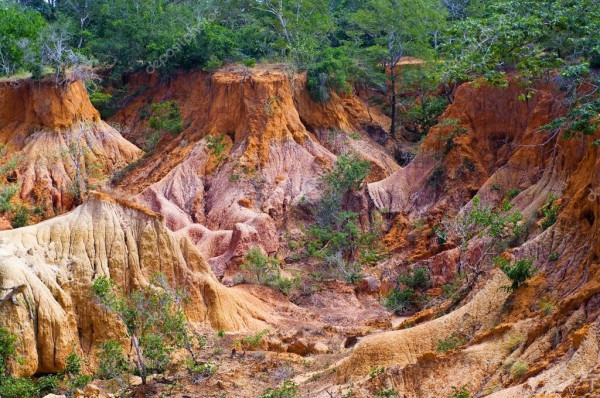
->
[256, 0, 333, 67]
[436, 197, 523, 285]
[350, 0, 446, 137]
[438, 0, 600, 127]
[91, 274, 196, 385]
[305, 153, 387, 284]
[0, 3, 46, 77]
[0, 328, 19, 378]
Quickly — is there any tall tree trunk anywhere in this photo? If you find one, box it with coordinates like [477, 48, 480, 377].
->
[132, 336, 147, 385]
[390, 68, 397, 137]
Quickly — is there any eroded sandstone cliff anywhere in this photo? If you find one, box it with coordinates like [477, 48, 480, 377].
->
[0, 80, 141, 220]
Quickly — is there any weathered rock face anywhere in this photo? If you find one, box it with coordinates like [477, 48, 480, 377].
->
[370, 79, 585, 259]
[0, 192, 269, 377]
[110, 67, 398, 279]
[0, 80, 141, 217]
[329, 80, 600, 397]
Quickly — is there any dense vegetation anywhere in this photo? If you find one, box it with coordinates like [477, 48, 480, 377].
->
[0, 0, 597, 140]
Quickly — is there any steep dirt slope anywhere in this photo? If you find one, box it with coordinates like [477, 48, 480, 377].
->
[298, 80, 600, 397]
[0, 191, 270, 377]
[110, 67, 398, 280]
[369, 78, 586, 260]
[0, 79, 141, 220]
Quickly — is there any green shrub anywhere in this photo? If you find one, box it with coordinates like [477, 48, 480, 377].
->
[496, 257, 535, 291]
[510, 361, 528, 379]
[0, 328, 19, 376]
[96, 340, 128, 379]
[320, 153, 370, 194]
[369, 366, 385, 379]
[63, 352, 83, 376]
[89, 92, 115, 119]
[548, 252, 559, 261]
[506, 189, 521, 200]
[540, 194, 559, 230]
[69, 374, 92, 390]
[385, 287, 417, 313]
[148, 101, 183, 135]
[0, 376, 37, 398]
[0, 185, 18, 213]
[206, 133, 227, 162]
[92, 273, 196, 385]
[203, 55, 223, 72]
[187, 360, 218, 377]
[242, 247, 279, 284]
[10, 205, 29, 228]
[375, 387, 398, 397]
[145, 131, 160, 152]
[259, 380, 298, 398]
[306, 47, 354, 103]
[398, 267, 432, 290]
[450, 385, 470, 398]
[241, 58, 256, 67]
[403, 96, 448, 137]
[436, 332, 464, 353]
[240, 329, 270, 350]
[242, 248, 300, 296]
[0, 157, 19, 178]
[36, 374, 59, 395]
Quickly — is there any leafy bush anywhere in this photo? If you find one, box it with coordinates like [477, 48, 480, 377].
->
[64, 352, 83, 376]
[11, 205, 29, 228]
[240, 329, 270, 350]
[0, 328, 19, 377]
[69, 374, 92, 390]
[306, 47, 354, 103]
[369, 366, 385, 379]
[148, 101, 183, 135]
[259, 380, 298, 398]
[203, 55, 224, 72]
[0, 3, 46, 77]
[96, 340, 128, 379]
[375, 387, 399, 398]
[92, 273, 196, 385]
[506, 189, 521, 200]
[403, 96, 449, 137]
[206, 134, 228, 162]
[36, 374, 59, 396]
[398, 267, 432, 290]
[450, 385, 470, 398]
[540, 194, 559, 230]
[385, 287, 417, 313]
[496, 257, 535, 291]
[320, 153, 371, 195]
[0, 185, 18, 213]
[304, 153, 385, 284]
[243, 247, 279, 284]
[0, 376, 37, 398]
[140, 333, 171, 373]
[242, 247, 299, 296]
[510, 361, 528, 379]
[187, 360, 218, 380]
[436, 332, 464, 353]
[89, 92, 115, 119]
[241, 58, 256, 68]
[439, 195, 523, 284]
